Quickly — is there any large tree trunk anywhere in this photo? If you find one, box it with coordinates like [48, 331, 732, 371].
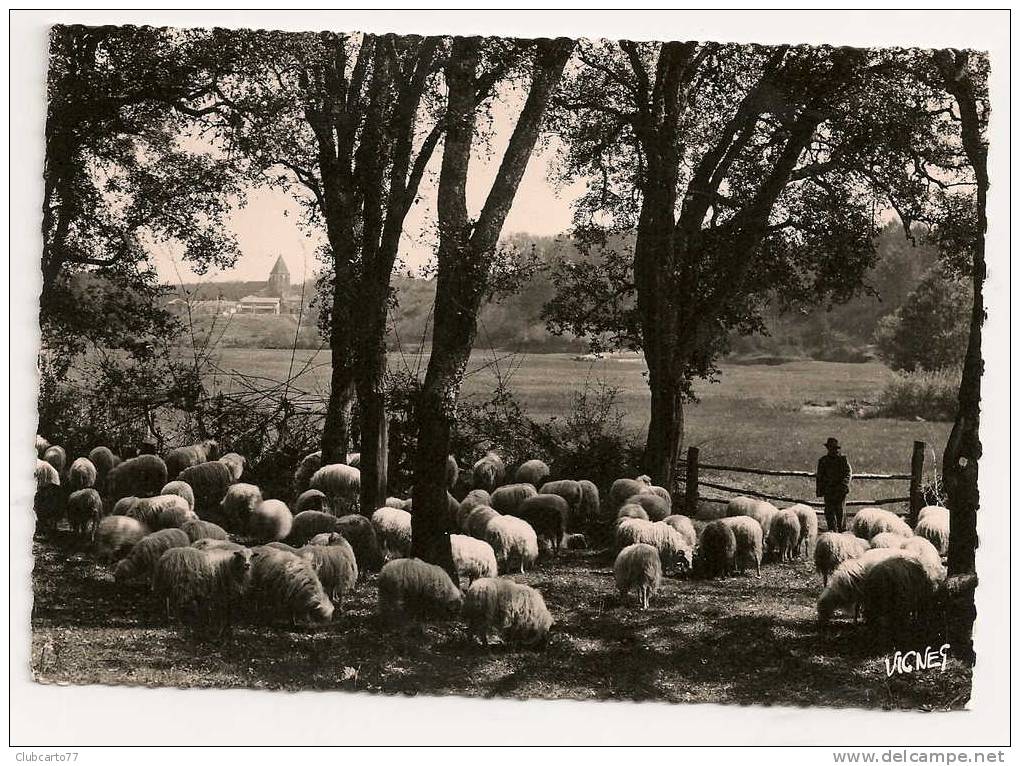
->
[355, 286, 391, 512]
[321, 282, 357, 465]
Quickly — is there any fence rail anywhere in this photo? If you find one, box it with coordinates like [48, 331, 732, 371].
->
[681, 441, 927, 523]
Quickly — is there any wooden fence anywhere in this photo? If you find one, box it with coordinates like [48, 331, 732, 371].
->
[680, 440, 928, 524]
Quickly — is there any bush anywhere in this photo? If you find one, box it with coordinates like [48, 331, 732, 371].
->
[876, 369, 960, 422]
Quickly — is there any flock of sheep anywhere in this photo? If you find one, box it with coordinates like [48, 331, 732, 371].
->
[32, 434, 951, 649]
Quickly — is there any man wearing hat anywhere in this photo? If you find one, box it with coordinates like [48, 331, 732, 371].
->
[817, 437, 852, 532]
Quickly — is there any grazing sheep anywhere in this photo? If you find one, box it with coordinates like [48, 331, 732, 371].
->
[662, 515, 697, 549]
[33, 484, 66, 535]
[161, 481, 196, 512]
[335, 514, 384, 573]
[107, 455, 169, 501]
[35, 459, 60, 489]
[726, 495, 758, 517]
[697, 520, 738, 578]
[299, 541, 358, 605]
[860, 555, 938, 643]
[463, 578, 553, 647]
[564, 532, 588, 550]
[767, 509, 801, 562]
[111, 496, 140, 517]
[384, 496, 411, 511]
[94, 516, 149, 562]
[870, 532, 905, 549]
[176, 461, 233, 515]
[295, 489, 330, 514]
[814, 531, 870, 585]
[457, 489, 492, 532]
[248, 547, 334, 625]
[608, 477, 652, 517]
[515, 459, 550, 488]
[449, 534, 499, 586]
[43, 445, 68, 477]
[377, 558, 462, 623]
[126, 494, 195, 531]
[647, 485, 672, 508]
[191, 539, 246, 552]
[67, 488, 103, 540]
[221, 483, 263, 530]
[914, 509, 950, 556]
[615, 518, 692, 570]
[720, 516, 765, 575]
[472, 452, 506, 493]
[615, 503, 649, 522]
[248, 499, 293, 543]
[515, 494, 569, 552]
[288, 510, 343, 546]
[490, 483, 538, 515]
[539, 479, 581, 518]
[35, 435, 51, 457]
[67, 458, 97, 492]
[114, 528, 191, 583]
[624, 493, 670, 522]
[614, 543, 663, 610]
[817, 548, 908, 624]
[738, 500, 780, 541]
[851, 507, 912, 540]
[181, 519, 229, 543]
[218, 452, 245, 482]
[577, 480, 600, 528]
[307, 532, 346, 546]
[88, 446, 120, 487]
[918, 505, 949, 524]
[485, 515, 540, 574]
[371, 507, 413, 559]
[152, 546, 255, 633]
[310, 464, 361, 515]
[789, 503, 818, 557]
[466, 506, 501, 540]
[165, 440, 219, 478]
[293, 450, 322, 495]
[899, 536, 947, 584]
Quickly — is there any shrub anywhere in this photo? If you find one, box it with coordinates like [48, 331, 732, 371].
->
[876, 369, 960, 422]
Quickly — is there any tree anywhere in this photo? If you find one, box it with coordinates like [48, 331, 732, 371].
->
[410, 36, 574, 575]
[545, 41, 927, 489]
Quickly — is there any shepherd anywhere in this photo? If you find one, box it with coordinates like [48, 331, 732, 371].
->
[817, 437, 852, 533]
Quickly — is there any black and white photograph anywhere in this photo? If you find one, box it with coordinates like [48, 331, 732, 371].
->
[9, 8, 1011, 750]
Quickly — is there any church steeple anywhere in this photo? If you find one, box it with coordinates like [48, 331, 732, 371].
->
[267, 255, 290, 298]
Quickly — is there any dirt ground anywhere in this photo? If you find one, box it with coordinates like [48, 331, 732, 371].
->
[29, 531, 970, 711]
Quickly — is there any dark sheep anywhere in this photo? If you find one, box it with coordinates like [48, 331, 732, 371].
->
[248, 547, 334, 626]
[335, 514, 384, 573]
[514, 494, 569, 552]
[624, 493, 671, 522]
[288, 510, 343, 546]
[181, 519, 230, 543]
[165, 439, 219, 479]
[697, 520, 738, 579]
[176, 461, 234, 518]
[107, 455, 169, 502]
[67, 488, 103, 540]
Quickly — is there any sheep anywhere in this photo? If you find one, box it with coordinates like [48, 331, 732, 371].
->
[914, 508, 950, 556]
[515, 459, 550, 488]
[789, 503, 819, 557]
[295, 489, 330, 514]
[88, 446, 119, 488]
[94, 516, 149, 562]
[615, 503, 649, 523]
[261, 541, 305, 556]
[191, 539, 246, 552]
[577, 480, 600, 528]
[918, 505, 950, 524]
[726, 495, 758, 517]
[35, 459, 60, 489]
[335, 514, 384, 573]
[870, 532, 906, 549]
[457, 489, 492, 532]
[463, 578, 553, 647]
[67, 488, 103, 540]
[371, 507, 413, 559]
[299, 540, 358, 605]
[175, 461, 233, 515]
[67, 457, 97, 492]
[111, 496, 140, 517]
[490, 483, 537, 515]
[624, 493, 670, 522]
[485, 515, 540, 574]
[608, 477, 652, 517]
[107, 455, 168, 501]
[514, 494, 569, 552]
[288, 510, 343, 546]
[221, 483, 263, 530]
[114, 528, 191, 583]
[165, 440, 219, 478]
[35, 435, 51, 457]
[851, 507, 913, 540]
[647, 485, 672, 508]
[181, 519, 229, 543]
[662, 515, 697, 549]
[697, 520, 738, 578]
[814, 531, 870, 585]
[614, 518, 692, 571]
[248, 547, 334, 625]
[817, 548, 909, 624]
[377, 558, 462, 623]
[767, 509, 801, 562]
[614, 543, 663, 610]
[43, 445, 67, 477]
[384, 496, 411, 511]
[899, 536, 947, 584]
[860, 555, 938, 644]
[248, 499, 293, 543]
[744, 500, 780, 541]
[293, 450, 322, 495]
[309, 463, 361, 515]
[125, 494, 195, 531]
[33, 484, 66, 535]
[450, 534, 499, 587]
[466, 506, 501, 540]
[472, 452, 506, 493]
[539, 479, 581, 519]
[218, 452, 245, 482]
[307, 532, 346, 546]
[152, 546, 255, 634]
[160, 481, 196, 512]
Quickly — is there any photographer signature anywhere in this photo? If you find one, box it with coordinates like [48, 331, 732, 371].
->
[885, 643, 951, 677]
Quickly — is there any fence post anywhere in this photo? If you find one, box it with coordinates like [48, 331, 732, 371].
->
[909, 440, 925, 525]
[685, 446, 700, 517]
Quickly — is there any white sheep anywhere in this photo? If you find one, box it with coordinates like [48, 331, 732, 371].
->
[457, 489, 492, 532]
[371, 506, 413, 559]
[720, 516, 765, 575]
[615, 517, 692, 570]
[175, 461, 233, 515]
[67, 457, 97, 492]
[608, 476, 652, 518]
[161, 481, 196, 512]
[221, 483, 263, 530]
[869, 532, 905, 549]
[107, 455, 168, 501]
[164, 439, 219, 478]
[450, 534, 499, 586]
[788, 503, 818, 557]
[577, 479, 600, 526]
[248, 499, 293, 543]
[899, 536, 947, 584]
[35, 459, 60, 489]
[293, 450, 322, 495]
[490, 483, 538, 515]
[115, 528, 191, 583]
[377, 558, 463, 623]
[485, 515, 539, 574]
[309, 463, 361, 515]
[218, 452, 246, 482]
[814, 531, 870, 585]
[767, 509, 801, 562]
[248, 547, 333, 626]
[614, 543, 662, 609]
[126, 494, 195, 531]
[462, 577, 553, 647]
[299, 540, 358, 605]
[67, 488, 103, 541]
[471, 452, 506, 493]
[662, 514, 698, 549]
[151, 546, 255, 634]
[466, 506, 501, 540]
[94, 515, 148, 562]
[851, 507, 912, 540]
[515, 459, 550, 488]
[914, 507, 949, 556]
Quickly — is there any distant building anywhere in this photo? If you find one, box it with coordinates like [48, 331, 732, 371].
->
[267, 254, 291, 298]
[166, 297, 236, 316]
[168, 255, 309, 317]
[237, 295, 282, 314]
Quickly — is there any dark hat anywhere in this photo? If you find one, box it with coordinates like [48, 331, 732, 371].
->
[825, 437, 840, 448]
